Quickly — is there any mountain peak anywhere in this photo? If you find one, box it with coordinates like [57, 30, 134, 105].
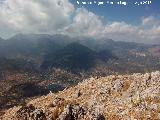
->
[41, 42, 96, 71]
[2, 71, 160, 119]
[8, 33, 53, 41]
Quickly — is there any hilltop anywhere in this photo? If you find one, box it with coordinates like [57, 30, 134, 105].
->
[0, 34, 159, 115]
[2, 71, 160, 120]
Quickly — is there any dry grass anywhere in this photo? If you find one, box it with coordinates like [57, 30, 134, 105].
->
[2, 71, 160, 120]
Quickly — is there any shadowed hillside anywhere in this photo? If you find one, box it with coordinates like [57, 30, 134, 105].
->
[41, 42, 97, 71]
[0, 34, 159, 116]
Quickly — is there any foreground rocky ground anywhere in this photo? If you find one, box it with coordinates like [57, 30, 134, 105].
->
[1, 71, 160, 120]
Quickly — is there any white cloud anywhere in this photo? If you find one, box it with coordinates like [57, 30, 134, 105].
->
[101, 22, 140, 42]
[0, 0, 74, 35]
[0, 0, 159, 44]
[99, 16, 160, 44]
[142, 16, 160, 26]
[142, 16, 155, 25]
[63, 8, 104, 38]
[104, 22, 137, 34]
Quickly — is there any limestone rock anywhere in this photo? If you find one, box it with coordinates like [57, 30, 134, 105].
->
[2, 71, 160, 120]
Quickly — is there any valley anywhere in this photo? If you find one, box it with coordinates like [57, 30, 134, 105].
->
[0, 34, 159, 116]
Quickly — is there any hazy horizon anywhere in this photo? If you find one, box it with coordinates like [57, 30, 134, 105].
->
[0, 0, 159, 44]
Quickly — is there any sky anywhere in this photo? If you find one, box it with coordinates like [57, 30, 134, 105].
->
[0, 0, 160, 44]
[70, 0, 160, 24]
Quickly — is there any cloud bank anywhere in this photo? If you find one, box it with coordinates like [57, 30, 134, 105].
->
[0, 0, 160, 44]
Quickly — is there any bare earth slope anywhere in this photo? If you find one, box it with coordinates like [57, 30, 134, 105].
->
[2, 71, 160, 120]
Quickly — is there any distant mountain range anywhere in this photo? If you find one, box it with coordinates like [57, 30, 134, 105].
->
[0, 34, 159, 111]
[0, 33, 159, 73]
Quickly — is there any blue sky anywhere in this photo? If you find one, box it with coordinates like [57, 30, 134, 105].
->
[70, 0, 160, 24]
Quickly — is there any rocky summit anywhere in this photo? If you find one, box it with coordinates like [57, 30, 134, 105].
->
[2, 71, 160, 120]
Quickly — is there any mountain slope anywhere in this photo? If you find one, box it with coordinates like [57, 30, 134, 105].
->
[2, 71, 160, 120]
[148, 45, 160, 57]
[0, 58, 35, 72]
[41, 42, 97, 71]
[0, 37, 3, 41]
[41, 42, 116, 72]
[0, 34, 159, 116]
[0, 34, 61, 63]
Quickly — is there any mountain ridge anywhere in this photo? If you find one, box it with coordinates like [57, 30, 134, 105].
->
[0, 34, 159, 116]
[2, 71, 160, 120]
[0, 33, 159, 72]
[41, 42, 116, 72]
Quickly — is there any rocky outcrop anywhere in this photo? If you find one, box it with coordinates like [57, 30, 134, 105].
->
[16, 104, 46, 120]
[2, 71, 160, 120]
